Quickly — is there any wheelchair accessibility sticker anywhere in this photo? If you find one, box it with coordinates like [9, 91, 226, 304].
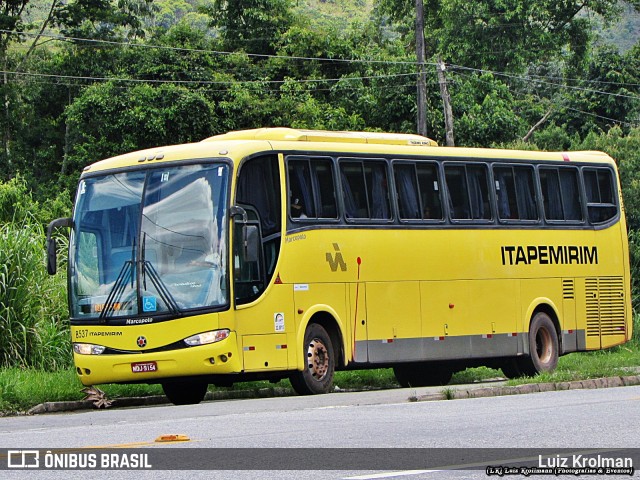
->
[143, 296, 157, 312]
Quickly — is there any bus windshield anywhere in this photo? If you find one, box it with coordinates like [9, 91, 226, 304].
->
[70, 163, 229, 320]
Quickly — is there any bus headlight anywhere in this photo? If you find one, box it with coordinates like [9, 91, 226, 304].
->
[73, 343, 106, 355]
[184, 329, 230, 346]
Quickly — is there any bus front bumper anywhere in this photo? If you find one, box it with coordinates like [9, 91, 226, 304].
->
[73, 333, 241, 385]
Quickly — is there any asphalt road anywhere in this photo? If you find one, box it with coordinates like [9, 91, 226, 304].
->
[1, 385, 638, 479]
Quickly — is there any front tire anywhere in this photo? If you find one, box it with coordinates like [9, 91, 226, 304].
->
[518, 312, 559, 376]
[162, 380, 208, 405]
[290, 324, 335, 395]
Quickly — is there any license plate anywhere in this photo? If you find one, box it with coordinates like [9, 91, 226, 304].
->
[131, 361, 157, 373]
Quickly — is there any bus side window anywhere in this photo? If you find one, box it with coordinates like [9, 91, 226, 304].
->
[445, 166, 468, 219]
[539, 166, 583, 222]
[340, 162, 366, 218]
[394, 161, 443, 221]
[236, 155, 281, 235]
[365, 162, 391, 219]
[394, 163, 421, 219]
[287, 157, 338, 220]
[288, 160, 314, 219]
[584, 168, 617, 224]
[339, 159, 391, 221]
[494, 165, 537, 221]
[445, 164, 490, 221]
[311, 159, 338, 218]
[416, 163, 443, 220]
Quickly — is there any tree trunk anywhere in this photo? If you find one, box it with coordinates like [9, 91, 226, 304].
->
[437, 57, 454, 146]
[415, 0, 428, 137]
[523, 109, 553, 142]
[3, 52, 10, 169]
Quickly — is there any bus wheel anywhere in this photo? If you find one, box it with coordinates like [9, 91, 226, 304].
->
[518, 312, 559, 376]
[162, 381, 208, 405]
[290, 324, 335, 395]
[393, 363, 452, 388]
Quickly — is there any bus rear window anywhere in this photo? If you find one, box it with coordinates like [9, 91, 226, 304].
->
[584, 168, 617, 224]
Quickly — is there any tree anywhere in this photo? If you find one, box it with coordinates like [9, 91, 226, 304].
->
[53, 0, 157, 40]
[0, 0, 30, 174]
[451, 72, 526, 147]
[64, 82, 214, 188]
[203, 0, 295, 55]
[376, 0, 628, 73]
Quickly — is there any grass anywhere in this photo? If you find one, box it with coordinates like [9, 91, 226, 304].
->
[1, 312, 638, 414]
[504, 345, 640, 386]
[1, 344, 637, 415]
[0, 369, 82, 413]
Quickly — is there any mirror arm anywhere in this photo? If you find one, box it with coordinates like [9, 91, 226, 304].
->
[229, 205, 248, 223]
[46, 217, 73, 242]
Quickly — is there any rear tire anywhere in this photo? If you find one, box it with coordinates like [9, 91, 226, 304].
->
[290, 323, 335, 395]
[393, 362, 453, 388]
[518, 312, 559, 377]
[162, 380, 208, 405]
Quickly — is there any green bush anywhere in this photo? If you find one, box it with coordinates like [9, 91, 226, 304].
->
[0, 176, 72, 227]
[0, 218, 71, 370]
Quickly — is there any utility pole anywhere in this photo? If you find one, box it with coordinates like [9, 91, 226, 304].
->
[415, 0, 428, 136]
[437, 57, 454, 146]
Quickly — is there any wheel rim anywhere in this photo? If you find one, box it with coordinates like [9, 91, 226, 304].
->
[306, 338, 329, 381]
[535, 327, 553, 365]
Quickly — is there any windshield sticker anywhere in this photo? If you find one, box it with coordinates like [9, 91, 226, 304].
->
[143, 296, 157, 312]
[274, 313, 285, 332]
[161, 172, 170, 182]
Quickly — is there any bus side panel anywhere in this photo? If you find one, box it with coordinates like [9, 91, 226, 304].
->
[467, 279, 519, 358]
[235, 284, 296, 370]
[293, 282, 350, 367]
[242, 334, 289, 371]
[420, 279, 519, 360]
[421, 280, 471, 360]
[366, 281, 422, 363]
[571, 224, 630, 351]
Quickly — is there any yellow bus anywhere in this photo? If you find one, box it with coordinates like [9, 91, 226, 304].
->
[47, 128, 632, 405]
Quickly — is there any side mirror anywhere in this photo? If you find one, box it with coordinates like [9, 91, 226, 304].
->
[243, 225, 260, 263]
[47, 237, 58, 275]
[46, 217, 73, 275]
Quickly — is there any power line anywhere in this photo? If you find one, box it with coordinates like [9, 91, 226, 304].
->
[451, 69, 639, 128]
[0, 28, 431, 67]
[6, 27, 640, 91]
[0, 68, 418, 86]
[448, 64, 640, 101]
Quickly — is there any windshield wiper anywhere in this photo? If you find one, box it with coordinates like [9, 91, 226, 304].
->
[99, 260, 133, 322]
[140, 232, 181, 316]
[141, 260, 181, 315]
[99, 239, 136, 322]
